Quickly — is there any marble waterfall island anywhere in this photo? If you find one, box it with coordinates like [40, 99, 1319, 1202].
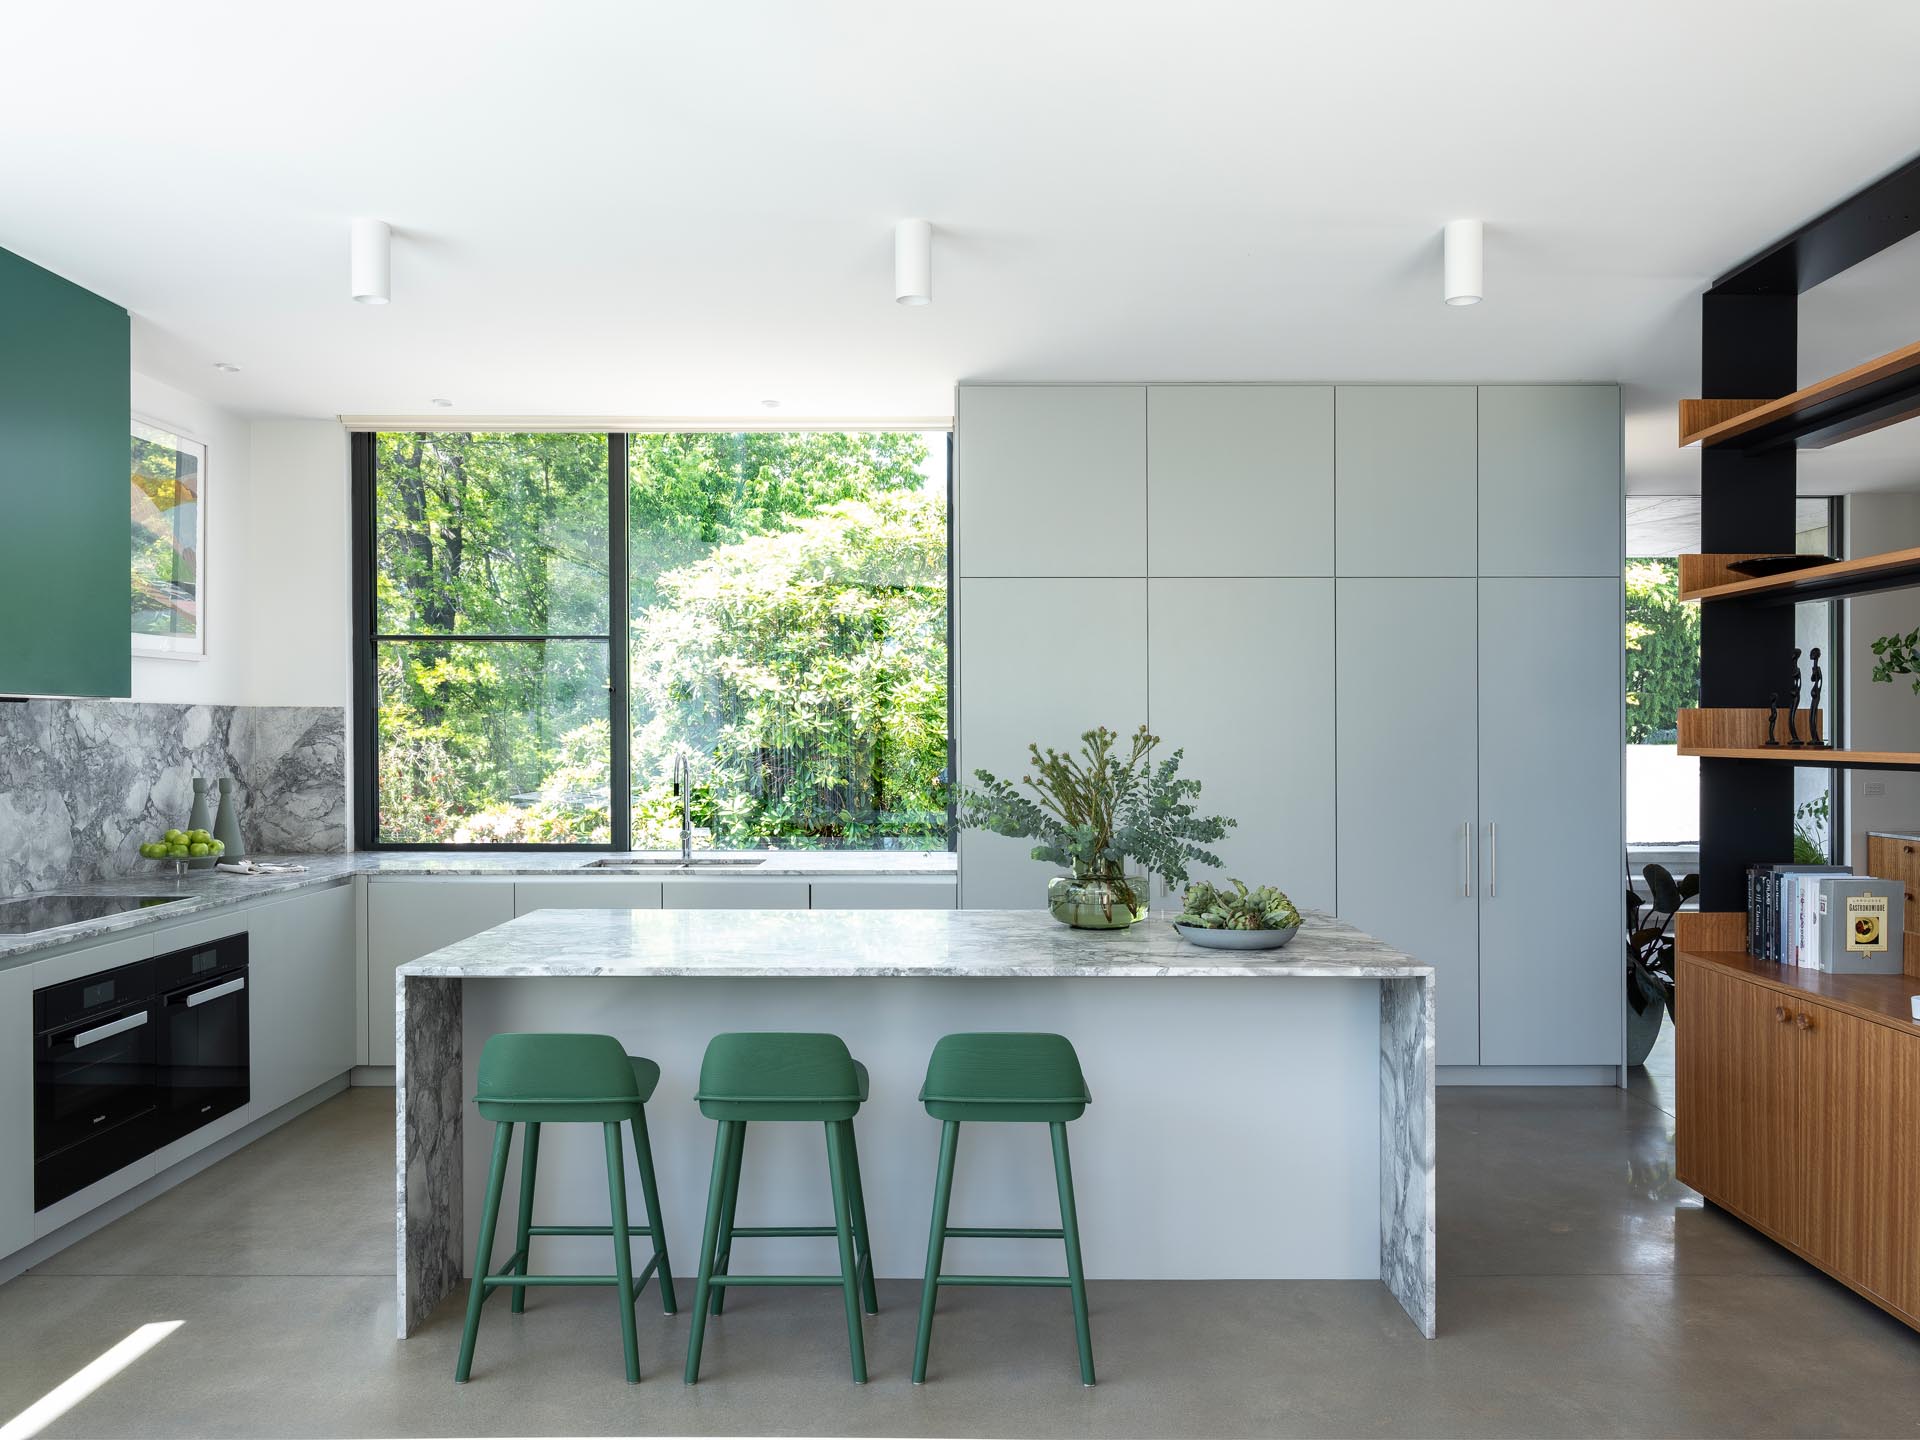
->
[396, 908, 1435, 1341]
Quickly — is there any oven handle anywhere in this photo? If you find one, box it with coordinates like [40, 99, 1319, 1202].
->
[70, 1010, 150, 1049]
[170, 975, 246, 1009]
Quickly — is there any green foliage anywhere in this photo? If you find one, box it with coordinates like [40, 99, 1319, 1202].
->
[372, 430, 947, 846]
[1624, 558, 1700, 743]
[1870, 627, 1920, 694]
[1175, 879, 1300, 932]
[1794, 790, 1832, 865]
[959, 725, 1236, 906]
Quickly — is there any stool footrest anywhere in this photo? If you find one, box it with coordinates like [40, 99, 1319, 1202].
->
[933, 1274, 1072, 1288]
[483, 1274, 625, 1287]
[942, 1226, 1065, 1239]
[526, 1224, 656, 1237]
[728, 1225, 837, 1238]
[708, 1274, 844, 1288]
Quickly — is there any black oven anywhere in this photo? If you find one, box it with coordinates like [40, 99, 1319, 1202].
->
[154, 934, 249, 1145]
[34, 958, 159, 1211]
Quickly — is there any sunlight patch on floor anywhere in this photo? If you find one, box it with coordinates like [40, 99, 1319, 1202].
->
[0, 1322, 183, 1440]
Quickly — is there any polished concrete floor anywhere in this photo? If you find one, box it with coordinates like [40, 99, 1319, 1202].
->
[2, 1073, 1917, 1439]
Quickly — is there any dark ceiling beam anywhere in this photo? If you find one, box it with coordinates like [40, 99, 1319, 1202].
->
[1709, 148, 1920, 296]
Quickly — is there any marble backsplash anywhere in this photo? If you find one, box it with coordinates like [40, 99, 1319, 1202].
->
[0, 700, 346, 899]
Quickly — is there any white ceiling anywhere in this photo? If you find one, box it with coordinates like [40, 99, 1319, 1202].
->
[7, 1, 1920, 495]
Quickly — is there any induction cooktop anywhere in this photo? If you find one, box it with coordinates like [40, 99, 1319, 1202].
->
[0, 893, 187, 936]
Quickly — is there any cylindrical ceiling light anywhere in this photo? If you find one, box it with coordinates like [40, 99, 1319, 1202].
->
[894, 218, 932, 306]
[351, 218, 391, 305]
[1443, 219, 1483, 306]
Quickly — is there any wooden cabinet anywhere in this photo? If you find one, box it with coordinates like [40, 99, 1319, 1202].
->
[1862, 833, 1920, 977]
[366, 879, 516, 1066]
[1677, 952, 1920, 1329]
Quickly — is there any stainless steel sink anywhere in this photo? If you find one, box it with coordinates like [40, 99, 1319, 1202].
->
[582, 856, 765, 870]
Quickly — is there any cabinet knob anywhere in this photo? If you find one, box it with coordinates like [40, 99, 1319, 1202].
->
[1906, 845, 1914, 854]
[1796, 1011, 1815, 1031]
[1774, 1005, 1790, 1023]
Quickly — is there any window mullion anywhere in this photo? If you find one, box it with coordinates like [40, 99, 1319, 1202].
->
[609, 432, 631, 850]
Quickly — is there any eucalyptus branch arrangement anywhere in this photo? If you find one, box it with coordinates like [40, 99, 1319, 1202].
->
[959, 724, 1236, 912]
[1870, 627, 1920, 693]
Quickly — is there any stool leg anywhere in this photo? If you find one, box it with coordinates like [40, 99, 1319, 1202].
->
[684, 1120, 734, 1385]
[1051, 1121, 1095, 1386]
[629, 1108, 677, 1314]
[603, 1122, 641, 1384]
[510, 1121, 540, 1314]
[824, 1120, 869, 1383]
[912, 1119, 960, 1384]
[841, 1120, 880, 1316]
[710, 1120, 747, 1316]
[455, 1121, 513, 1383]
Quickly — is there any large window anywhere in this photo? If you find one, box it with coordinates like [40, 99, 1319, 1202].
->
[355, 430, 950, 849]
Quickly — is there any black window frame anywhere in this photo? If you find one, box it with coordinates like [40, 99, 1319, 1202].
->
[352, 428, 955, 852]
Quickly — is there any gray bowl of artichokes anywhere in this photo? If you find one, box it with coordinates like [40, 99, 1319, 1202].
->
[1172, 880, 1302, 953]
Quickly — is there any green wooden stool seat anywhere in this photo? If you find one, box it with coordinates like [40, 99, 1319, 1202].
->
[913, 1032, 1096, 1386]
[685, 1033, 878, 1384]
[455, 1033, 676, 1386]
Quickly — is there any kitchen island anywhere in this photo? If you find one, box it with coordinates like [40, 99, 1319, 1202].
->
[395, 907, 1436, 1341]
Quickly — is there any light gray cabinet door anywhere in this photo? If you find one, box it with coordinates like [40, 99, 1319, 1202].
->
[0, 964, 31, 1258]
[1476, 578, 1623, 1066]
[514, 879, 663, 914]
[1147, 386, 1333, 577]
[957, 578, 1149, 908]
[250, 885, 356, 1114]
[808, 879, 957, 910]
[366, 880, 516, 1066]
[1477, 386, 1621, 577]
[1148, 579, 1336, 911]
[1337, 580, 1481, 1064]
[660, 879, 811, 909]
[1334, 387, 1477, 577]
[957, 386, 1146, 578]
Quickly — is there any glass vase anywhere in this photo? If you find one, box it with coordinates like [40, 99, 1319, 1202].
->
[1047, 870, 1151, 929]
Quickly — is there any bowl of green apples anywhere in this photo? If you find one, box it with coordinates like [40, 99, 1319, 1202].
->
[139, 828, 225, 873]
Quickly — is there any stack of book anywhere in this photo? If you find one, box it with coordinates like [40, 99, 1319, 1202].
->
[1745, 863, 1904, 974]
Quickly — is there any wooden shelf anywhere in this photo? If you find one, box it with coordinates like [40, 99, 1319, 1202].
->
[1678, 547, 1920, 604]
[1678, 337, 1920, 450]
[1677, 948, 1920, 1037]
[1675, 707, 1920, 767]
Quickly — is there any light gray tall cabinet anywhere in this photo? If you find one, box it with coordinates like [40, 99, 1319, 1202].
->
[956, 381, 1622, 1075]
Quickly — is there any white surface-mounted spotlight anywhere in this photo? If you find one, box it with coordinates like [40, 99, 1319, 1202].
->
[894, 218, 932, 306]
[352, 218, 392, 305]
[1443, 219, 1483, 306]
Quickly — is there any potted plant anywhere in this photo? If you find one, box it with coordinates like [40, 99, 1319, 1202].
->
[1173, 880, 1302, 951]
[1626, 861, 1694, 1066]
[960, 724, 1235, 928]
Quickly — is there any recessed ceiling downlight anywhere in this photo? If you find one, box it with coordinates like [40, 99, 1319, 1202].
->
[1443, 219, 1483, 306]
[351, 218, 391, 305]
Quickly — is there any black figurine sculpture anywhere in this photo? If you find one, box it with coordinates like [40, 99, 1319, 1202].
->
[1808, 647, 1826, 747]
[1765, 692, 1781, 747]
[1786, 648, 1804, 745]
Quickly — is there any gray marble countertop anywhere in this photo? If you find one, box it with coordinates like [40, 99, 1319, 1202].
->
[0, 849, 956, 964]
[398, 906, 1431, 980]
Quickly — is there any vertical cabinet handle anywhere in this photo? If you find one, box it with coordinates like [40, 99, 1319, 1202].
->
[1487, 821, 1497, 898]
[1461, 821, 1472, 898]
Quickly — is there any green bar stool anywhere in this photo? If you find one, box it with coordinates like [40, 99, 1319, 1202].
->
[453, 1033, 677, 1385]
[684, 1032, 878, 1385]
[912, 1031, 1095, 1386]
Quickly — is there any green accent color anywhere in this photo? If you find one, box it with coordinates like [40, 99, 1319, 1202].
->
[455, 1037, 675, 1384]
[0, 247, 129, 698]
[912, 1033, 1096, 1386]
[694, 1032, 866, 1120]
[919, 1032, 1090, 1122]
[684, 1033, 874, 1385]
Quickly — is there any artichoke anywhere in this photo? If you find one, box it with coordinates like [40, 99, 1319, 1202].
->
[1175, 879, 1301, 932]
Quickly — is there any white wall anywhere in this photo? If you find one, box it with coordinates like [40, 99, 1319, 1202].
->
[1846, 492, 1920, 861]
[127, 374, 350, 710]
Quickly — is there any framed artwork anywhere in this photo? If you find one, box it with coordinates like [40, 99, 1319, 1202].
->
[130, 418, 206, 658]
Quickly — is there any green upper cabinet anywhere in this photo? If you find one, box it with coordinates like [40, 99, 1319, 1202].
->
[0, 247, 130, 697]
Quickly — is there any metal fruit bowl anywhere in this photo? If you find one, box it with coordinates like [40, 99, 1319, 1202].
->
[1171, 921, 1301, 952]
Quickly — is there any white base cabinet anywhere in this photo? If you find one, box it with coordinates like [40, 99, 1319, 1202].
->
[366, 879, 516, 1066]
[249, 886, 358, 1114]
[0, 964, 32, 1259]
